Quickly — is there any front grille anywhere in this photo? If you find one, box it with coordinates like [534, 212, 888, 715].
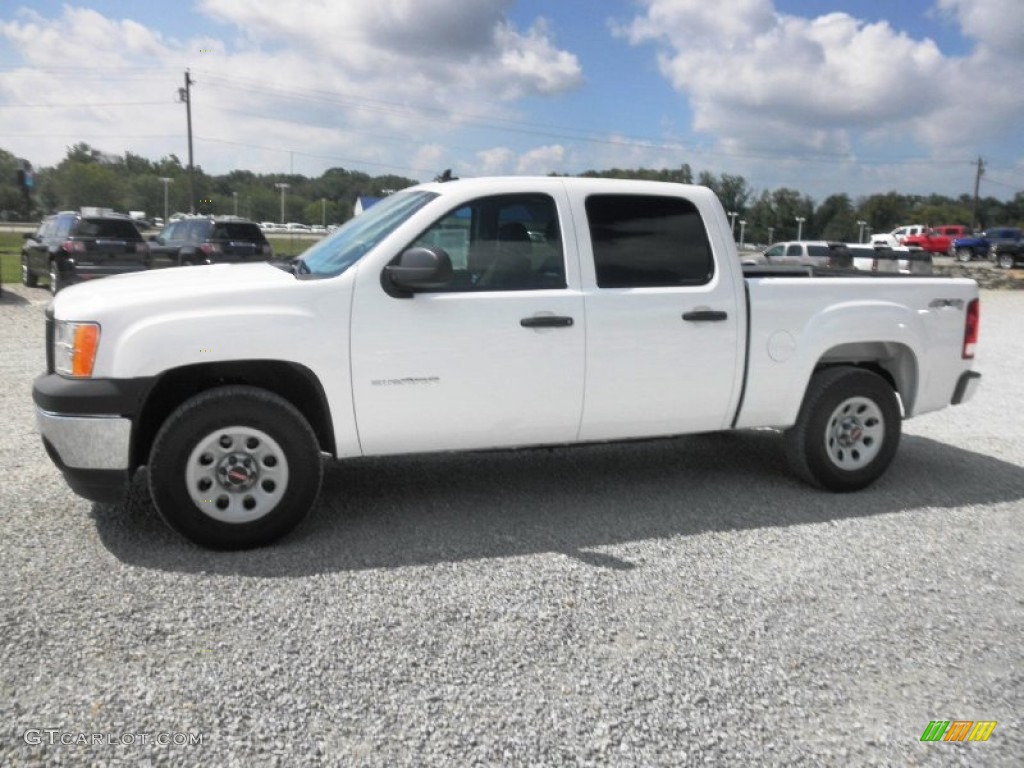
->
[45, 307, 54, 374]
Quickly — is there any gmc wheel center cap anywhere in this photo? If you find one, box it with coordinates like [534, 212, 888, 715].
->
[218, 454, 258, 490]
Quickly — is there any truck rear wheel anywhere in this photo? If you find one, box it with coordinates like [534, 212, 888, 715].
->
[997, 252, 1015, 269]
[784, 367, 901, 492]
[955, 247, 973, 263]
[148, 385, 323, 549]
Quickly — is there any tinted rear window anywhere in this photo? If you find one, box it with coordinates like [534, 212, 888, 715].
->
[76, 218, 141, 239]
[586, 194, 713, 288]
[211, 223, 266, 241]
[807, 245, 829, 257]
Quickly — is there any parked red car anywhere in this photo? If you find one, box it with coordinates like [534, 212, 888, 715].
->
[902, 225, 970, 256]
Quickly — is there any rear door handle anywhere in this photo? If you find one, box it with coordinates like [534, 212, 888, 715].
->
[521, 316, 574, 328]
[682, 310, 728, 322]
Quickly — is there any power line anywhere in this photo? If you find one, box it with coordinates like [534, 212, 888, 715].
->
[0, 101, 171, 109]
[195, 70, 977, 167]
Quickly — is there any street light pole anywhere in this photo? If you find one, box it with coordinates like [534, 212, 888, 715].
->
[856, 220, 867, 243]
[159, 177, 172, 222]
[728, 211, 738, 239]
[739, 220, 747, 249]
[275, 183, 290, 224]
[233, 191, 239, 216]
[795, 216, 806, 241]
[768, 226, 774, 245]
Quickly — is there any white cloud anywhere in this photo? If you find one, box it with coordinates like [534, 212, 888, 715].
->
[474, 147, 516, 175]
[515, 144, 565, 175]
[938, 0, 1023, 54]
[412, 144, 445, 175]
[0, 1, 582, 178]
[619, 0, 1024, 166]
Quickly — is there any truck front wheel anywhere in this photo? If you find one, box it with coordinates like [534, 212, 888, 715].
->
[784, 367, 901, 492]
[955, 247, 973, 263]
[148, 385, 323, 549]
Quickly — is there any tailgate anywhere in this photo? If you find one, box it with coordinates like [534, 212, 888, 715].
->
[80, 239, 146, 266]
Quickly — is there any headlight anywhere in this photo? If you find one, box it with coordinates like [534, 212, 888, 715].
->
[55, 321, 100, 378]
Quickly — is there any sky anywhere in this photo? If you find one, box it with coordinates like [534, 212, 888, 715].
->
[0, 0, 1021, 202]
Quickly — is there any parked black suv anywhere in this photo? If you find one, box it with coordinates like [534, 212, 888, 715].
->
[22, 211, 148, 294]
[990, 229, 1024, 269]
[147, 216, 273, 267]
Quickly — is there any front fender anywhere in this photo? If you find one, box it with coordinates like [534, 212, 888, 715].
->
[108, 305, 320, 378]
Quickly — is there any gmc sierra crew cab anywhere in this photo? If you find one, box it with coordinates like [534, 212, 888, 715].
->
[33, 177, 982, 549]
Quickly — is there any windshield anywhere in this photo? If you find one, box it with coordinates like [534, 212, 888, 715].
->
[296, 189, 437, 277]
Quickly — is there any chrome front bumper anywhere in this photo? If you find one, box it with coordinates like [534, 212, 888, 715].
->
[35, 409, 132, 470]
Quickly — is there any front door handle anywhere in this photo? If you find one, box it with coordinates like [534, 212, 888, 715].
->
[682, 310, 728, 322]
[521, 316, 574, 328]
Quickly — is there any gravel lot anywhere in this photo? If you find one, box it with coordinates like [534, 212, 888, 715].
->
[1, 281, 1021, 767]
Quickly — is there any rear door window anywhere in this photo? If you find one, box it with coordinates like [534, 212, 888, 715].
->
[585, 194, 713, 288]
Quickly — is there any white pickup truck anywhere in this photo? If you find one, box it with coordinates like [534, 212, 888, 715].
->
[34, 177, 982, 549]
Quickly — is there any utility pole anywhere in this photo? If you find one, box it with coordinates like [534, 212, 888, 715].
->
[971, 156, 985, 232]
[179, 70, 196, 214]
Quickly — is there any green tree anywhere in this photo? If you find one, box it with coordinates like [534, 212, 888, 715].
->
[54, 162, 124, 209]
[816, 194, 857, 241]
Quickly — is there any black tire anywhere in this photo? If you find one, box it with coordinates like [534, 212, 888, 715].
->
[784, 366, 901, 492]
[148, 385, 323, 549]
[955, 247, 973, 263]
[997, 253, 1015, 270]
[21, 257, 37, 288]
[49, 260, 63, 294]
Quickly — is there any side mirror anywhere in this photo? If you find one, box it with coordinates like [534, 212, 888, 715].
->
[382, 246, 453, 298]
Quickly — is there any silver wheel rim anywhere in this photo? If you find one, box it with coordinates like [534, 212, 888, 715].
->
[825, 396, 884, 471]
[185, 426, 289, 523]
[999, 255, 1013, 269]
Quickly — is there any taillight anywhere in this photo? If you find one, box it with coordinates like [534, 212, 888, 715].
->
[135, 241, 148, 255]
[199, 243, 222, 256]
[963, 298, 979, 359]
[62, 240, 85, 255]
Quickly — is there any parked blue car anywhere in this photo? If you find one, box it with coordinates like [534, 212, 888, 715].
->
[952, 227, 1022, 262]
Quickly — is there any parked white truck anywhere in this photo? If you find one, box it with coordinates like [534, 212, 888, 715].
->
[34, 177, 982, 549]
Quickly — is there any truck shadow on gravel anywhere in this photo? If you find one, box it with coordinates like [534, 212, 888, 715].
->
[92, 431, 1024, 576]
